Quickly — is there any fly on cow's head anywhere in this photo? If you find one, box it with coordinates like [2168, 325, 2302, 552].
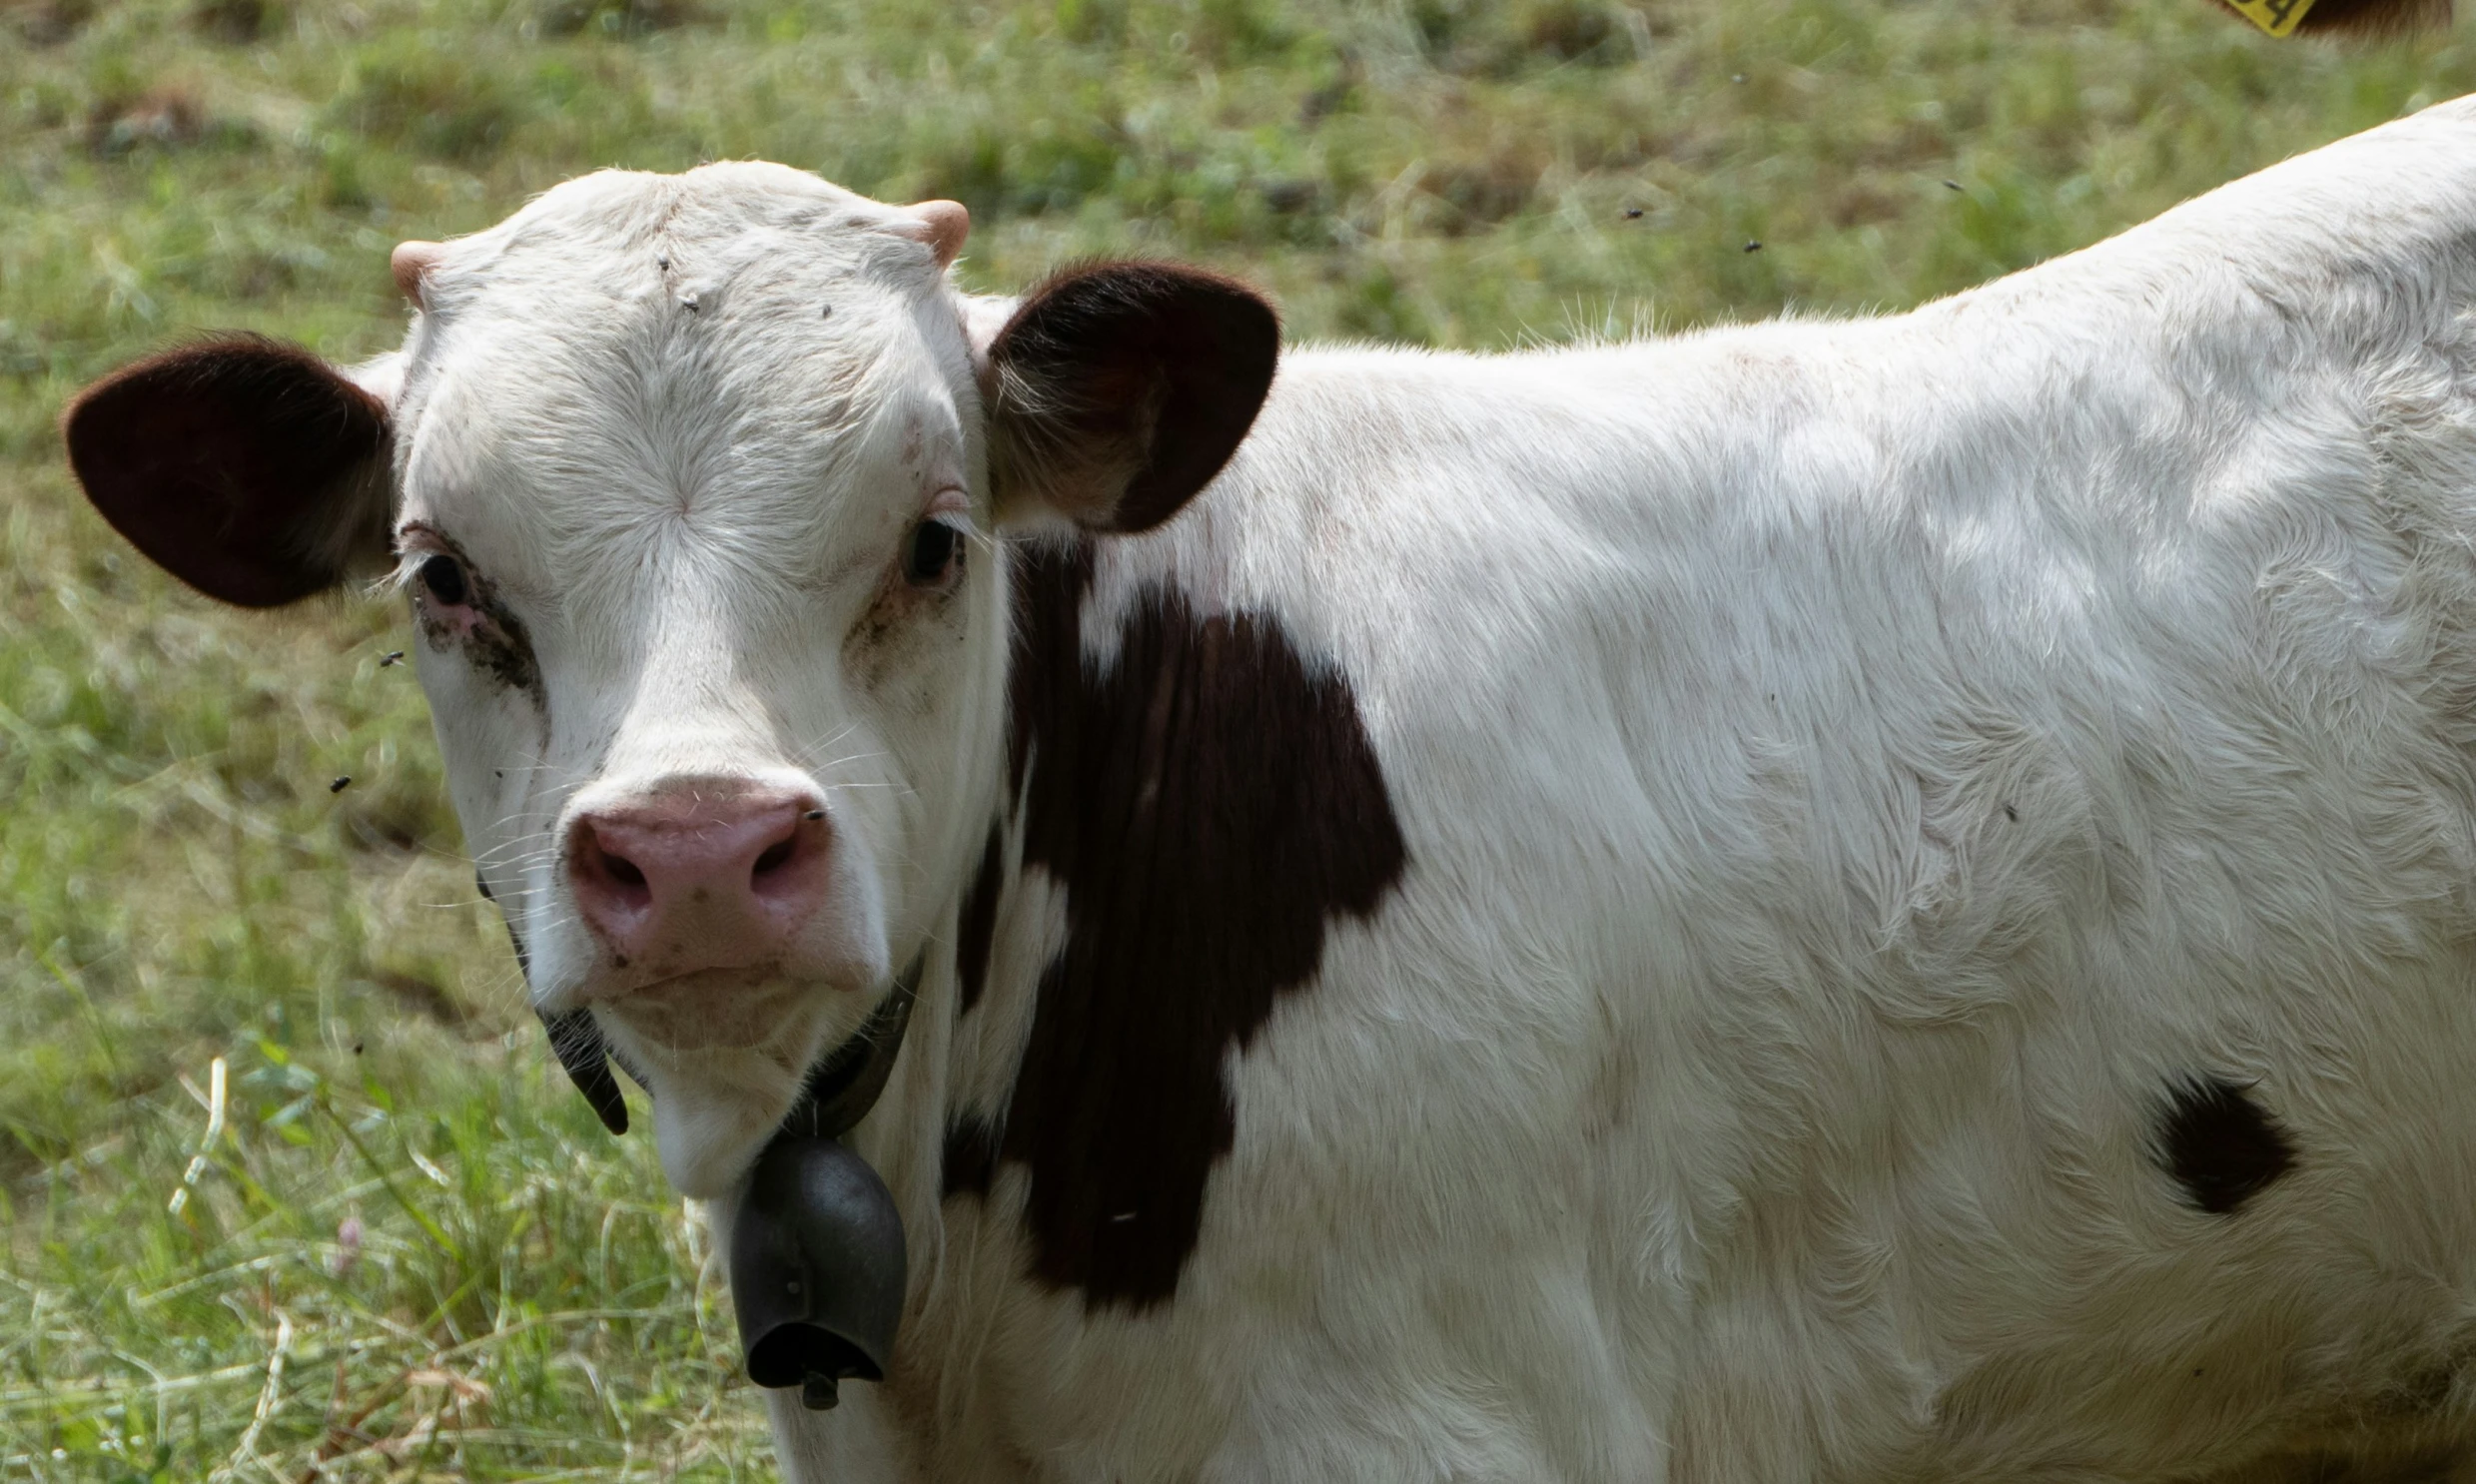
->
[60, 162, 1278, 1198]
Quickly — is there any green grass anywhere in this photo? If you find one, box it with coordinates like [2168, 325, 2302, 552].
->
[3, 0, 2473, 1475]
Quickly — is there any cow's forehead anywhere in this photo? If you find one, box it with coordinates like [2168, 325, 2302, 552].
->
[416, 162, 940, 314]
[392, 164, 974, 597]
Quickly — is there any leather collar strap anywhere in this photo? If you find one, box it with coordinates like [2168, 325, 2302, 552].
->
[777, 955, 924, 1140]
[539, 955, 926, 1141]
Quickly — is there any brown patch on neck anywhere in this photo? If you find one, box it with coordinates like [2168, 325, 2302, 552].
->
[955, 826, 1004, 1016]
[969, 537, 1406, 1309]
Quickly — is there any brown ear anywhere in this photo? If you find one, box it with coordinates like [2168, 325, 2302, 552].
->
[987, 263, 1277, 533]
[63, 335, 394, 608]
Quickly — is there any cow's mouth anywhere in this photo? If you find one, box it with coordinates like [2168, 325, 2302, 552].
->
[539, 956, 923, 1411]
[601, 970, 810, 1051]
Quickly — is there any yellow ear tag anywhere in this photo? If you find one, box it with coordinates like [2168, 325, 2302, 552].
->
[2226, 0, 2318, 35]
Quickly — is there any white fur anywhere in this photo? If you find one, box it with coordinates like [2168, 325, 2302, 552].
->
[371, 100, 2476, 1479]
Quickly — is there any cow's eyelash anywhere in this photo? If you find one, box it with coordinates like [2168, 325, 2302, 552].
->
[378, 550, 428, 597]
[386, 533, 447, 590]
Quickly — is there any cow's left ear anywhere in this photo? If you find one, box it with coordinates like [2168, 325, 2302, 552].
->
[985, 263, 1277, 534]
[63, 334, 396, 608]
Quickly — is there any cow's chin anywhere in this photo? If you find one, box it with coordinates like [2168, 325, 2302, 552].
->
[605, 970, 809, 1051]
[599, 974, 850, 1199]
[646, 1068, 804, 1198]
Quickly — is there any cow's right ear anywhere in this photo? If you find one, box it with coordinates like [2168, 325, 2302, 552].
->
[984, 263, 1277, 535]
[63, 335, 396, 608]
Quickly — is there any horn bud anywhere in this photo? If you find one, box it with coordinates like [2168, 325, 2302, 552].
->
[904, 200, 970, 270]
[391, 241, 444, 306]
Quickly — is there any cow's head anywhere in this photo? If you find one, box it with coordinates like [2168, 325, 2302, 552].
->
[64, 165, 1277, 1196]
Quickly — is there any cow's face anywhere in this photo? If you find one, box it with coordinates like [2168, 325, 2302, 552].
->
[63, 164, 1277, 1196]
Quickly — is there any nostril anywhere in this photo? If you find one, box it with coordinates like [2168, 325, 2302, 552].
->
[753, 838, 796, 878]
[578, 827, 651, 906]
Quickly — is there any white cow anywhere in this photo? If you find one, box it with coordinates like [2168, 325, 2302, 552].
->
[61, 96, 2476, 1482]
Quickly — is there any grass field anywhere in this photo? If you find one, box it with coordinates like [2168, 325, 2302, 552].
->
[4, 0, 2475, 1476]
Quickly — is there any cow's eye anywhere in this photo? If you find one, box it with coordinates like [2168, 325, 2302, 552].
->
[903, 517, 965, 587]
[420, 553, 470, 607]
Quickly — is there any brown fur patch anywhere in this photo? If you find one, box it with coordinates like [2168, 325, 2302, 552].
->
[964, 538, 1407, 1308]
[956, 826, 1005, 1016]
[942, 1113, 1000, 1199]
[2158, 1077, 2296, 1215]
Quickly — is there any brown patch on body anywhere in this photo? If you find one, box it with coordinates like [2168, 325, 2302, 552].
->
[952, 538, 1407, 1309]
[2157, 1077, 2296, 1215]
